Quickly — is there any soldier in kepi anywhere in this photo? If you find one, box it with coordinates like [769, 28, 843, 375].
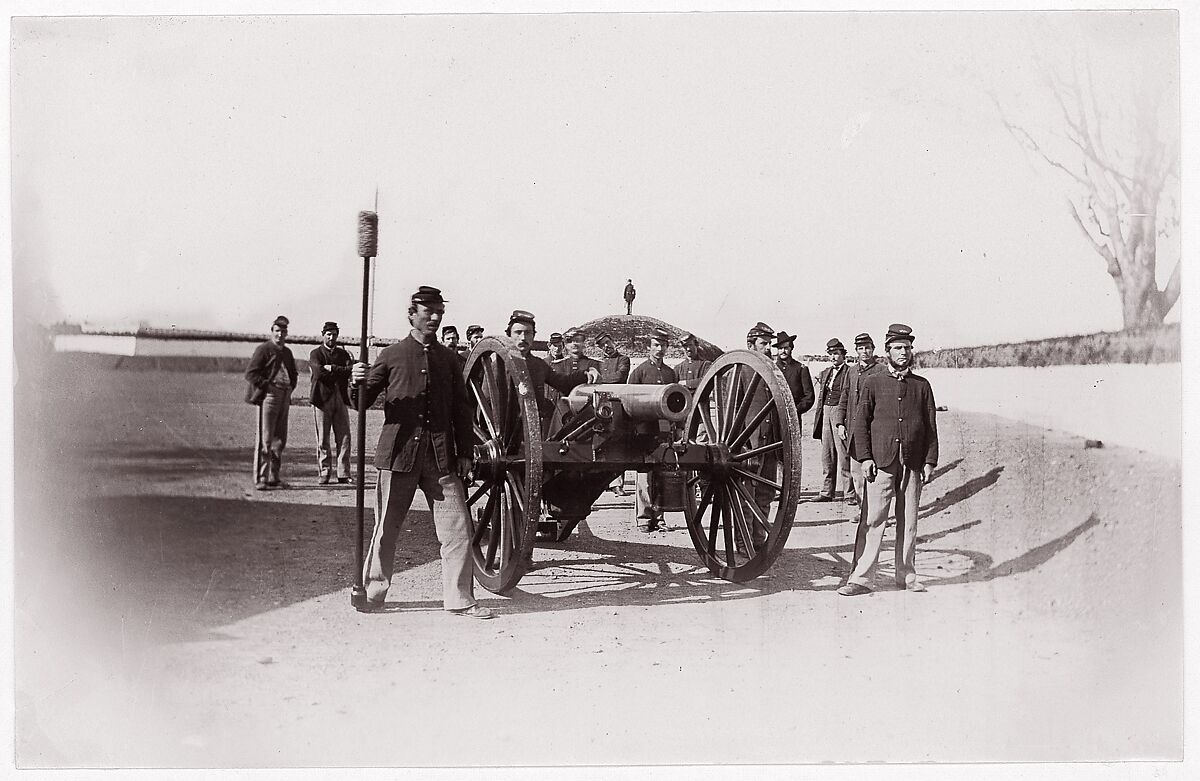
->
[349, 285, 494, 619]
[628, 327, 679, 532]
[837, 324, 939, 597]
[440, 325, 466, 372]
[553, 328, 600, 375]
[465, 324, 485, 350]
[546, 332, 565, 362]
[595, 330, 632, 494]
[744, 322, 778, 524]
[595, 331, 632, 383]
[505, 310, 599, 428]
[836, 332, 886, 510]
[674, 332, 711, 389]
[308, 320, 353, 485]
[623, 279, 636, 315]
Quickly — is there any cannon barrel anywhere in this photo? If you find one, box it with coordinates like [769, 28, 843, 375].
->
[566, 383, 692, 423]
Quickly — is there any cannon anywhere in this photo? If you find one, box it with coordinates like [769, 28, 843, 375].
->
[462, 337, 802, 593]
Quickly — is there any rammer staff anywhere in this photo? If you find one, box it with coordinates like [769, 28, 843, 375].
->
[351, 209, 378, 611]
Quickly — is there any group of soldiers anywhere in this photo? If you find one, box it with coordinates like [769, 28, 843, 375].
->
[246, 284, 940, 618]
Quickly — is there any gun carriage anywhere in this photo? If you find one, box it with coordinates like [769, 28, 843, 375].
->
[463, 338, 802, 593]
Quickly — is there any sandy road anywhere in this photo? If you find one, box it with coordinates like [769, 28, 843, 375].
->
[12, 361, 1183, 769]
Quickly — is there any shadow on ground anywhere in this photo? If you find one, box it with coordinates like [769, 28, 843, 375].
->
[19, 465, 1096, 630]
[377, 510, 1102, 617]
[16, 494, 436, 643]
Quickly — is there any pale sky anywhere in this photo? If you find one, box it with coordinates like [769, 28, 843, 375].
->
[9, 6, 1184, 352]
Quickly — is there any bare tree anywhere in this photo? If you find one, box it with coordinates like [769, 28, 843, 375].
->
[993, 51, 1180, 329]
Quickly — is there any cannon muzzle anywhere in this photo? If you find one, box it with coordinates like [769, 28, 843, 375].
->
[566, 383, 692, 423]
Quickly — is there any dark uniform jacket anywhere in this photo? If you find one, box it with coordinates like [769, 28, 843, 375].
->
[598, 354, 631, 383]
[447, 348, 466, 377]
[628, 358, 677, 386]
[629, 358, 678, 436]
[851, 370, 939, 471]
[527, 354, 589, 419]
[352, 334, 473, 473]
[674, 358, 711, 387]
[834, 358, 886, 459]
[776, 358, 815, 414]
[551, 355, 600, 376]
[811, 363, 849, 439]
[308, 343, 353, 409]
[245, 341, 297, 402]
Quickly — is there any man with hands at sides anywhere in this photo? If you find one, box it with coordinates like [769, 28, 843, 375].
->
[837, 324, 938, 597]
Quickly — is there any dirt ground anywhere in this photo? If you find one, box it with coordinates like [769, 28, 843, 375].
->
[11, 357, 1186, 772]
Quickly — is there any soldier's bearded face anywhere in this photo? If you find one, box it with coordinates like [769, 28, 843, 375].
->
[752, 337, 771, 355]
[887, 342, 913, 369]
[777, 345, 792, 361]
[509, 322, 535, 353]
[829, 350, 846, 366]
[566, 339, 584, 358]
[599, 339, 617, 357]
[685, 342, 699, 360]
[410, 304, 443, 340]
[322, 330, 337, 348]
[442, 333, 459, 348]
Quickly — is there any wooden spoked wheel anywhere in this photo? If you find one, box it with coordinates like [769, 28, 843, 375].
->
[683, 350, 801, 582]
[462, 337, 543, 593]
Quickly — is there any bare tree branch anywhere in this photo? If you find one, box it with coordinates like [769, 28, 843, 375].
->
[1162, 258, 1181, 313]
[1069, 200, 1120, 278]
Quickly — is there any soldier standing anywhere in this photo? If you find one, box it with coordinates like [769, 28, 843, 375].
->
[623, 279, 636, 315]
[349, 286, 494, 618]
[308, 320, 353, 485]
[773, 331, 815, 418]
[441, 325, 466, 373]
[245, 315, 297, 490]
[595, 332, 632, 383]
[812, 338, 851, 502]
[836, 332, 887, 509]
[838, 324, 938, 596]
[674, 332, 711, 388]
[506, 310, 599, 425]
[546, 332, 565, 362]
[744, 323, 777, 522]
[629, 327, 678, 532]
[552, 328, 600, 375]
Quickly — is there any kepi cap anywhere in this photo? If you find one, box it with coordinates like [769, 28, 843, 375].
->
[508, 309, 536, 328]
[853, 332, 874, 347]
[411, 286, 446, 308]
[321, 321, 339, 333]
[680, 332, 699, 345]
[273, 315, 290, 329]
[826, 338, 847, 353]
[441, 325, 459, 336]
[466, 324, 484, 336]
[648, 327, 672, 344]
[884, 323, 915, 346]
[548, 332, 564, 343]
[746, 321, 775, 340]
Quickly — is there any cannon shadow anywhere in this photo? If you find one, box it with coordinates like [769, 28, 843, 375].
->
[419, 509, 1105, 617]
